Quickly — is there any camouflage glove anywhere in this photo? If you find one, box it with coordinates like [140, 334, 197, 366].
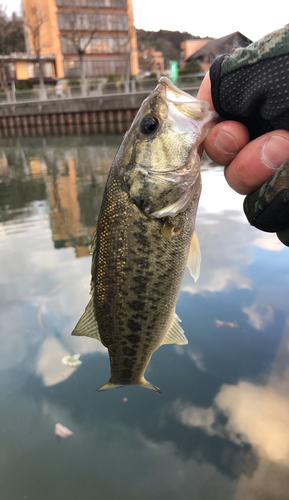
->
[210, 26, 289, 245]
[243, 161, 289, 245]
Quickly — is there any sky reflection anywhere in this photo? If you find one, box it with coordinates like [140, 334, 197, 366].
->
[1, 136, 289, 500]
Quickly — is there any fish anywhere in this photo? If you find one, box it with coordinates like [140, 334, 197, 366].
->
[72, 77, 216, 393]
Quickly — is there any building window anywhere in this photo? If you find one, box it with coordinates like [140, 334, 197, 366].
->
[58, 12, 128, 32]
[56, 0, 127, 7]
[63, 57, 127, 78]
[60, 35, 129, 55]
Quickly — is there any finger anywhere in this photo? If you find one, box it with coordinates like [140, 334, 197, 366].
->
[203, 121, 250, 166]
[197, 72, 214, 108]
[224, 131, 289, 194]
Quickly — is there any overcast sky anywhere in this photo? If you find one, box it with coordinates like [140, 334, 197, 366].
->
[4, 0, 288, 42]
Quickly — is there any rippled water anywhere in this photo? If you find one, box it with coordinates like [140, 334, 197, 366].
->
[1, 135, 289, 500]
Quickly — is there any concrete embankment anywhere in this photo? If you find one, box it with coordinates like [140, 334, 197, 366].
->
[0, 86, 199, 137]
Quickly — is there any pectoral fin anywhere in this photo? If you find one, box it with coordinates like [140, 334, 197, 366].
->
[187, 230, 201, 282]
[71, 297, 101, 342]
[161, 313, 188, 345]
[161, 218, 179, 239]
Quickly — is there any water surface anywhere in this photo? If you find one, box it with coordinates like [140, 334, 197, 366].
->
[1, 135, 289, 500]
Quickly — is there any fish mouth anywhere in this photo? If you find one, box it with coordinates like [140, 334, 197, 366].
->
[156, 76, 217, 126]
[158, 76, 198, 103]
[125, 77, 215, 219]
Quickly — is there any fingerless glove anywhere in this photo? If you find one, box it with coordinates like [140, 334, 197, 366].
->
[210, 26, 289, 245]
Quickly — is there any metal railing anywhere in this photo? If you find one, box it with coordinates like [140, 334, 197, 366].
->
[0, 73, 205, 104]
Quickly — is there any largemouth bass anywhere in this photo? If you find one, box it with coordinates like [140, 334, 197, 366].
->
[72, 77, 216, 392]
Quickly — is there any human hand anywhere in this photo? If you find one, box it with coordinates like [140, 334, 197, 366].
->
[197, 25, 289, 246]
[198, 72, 289, 196]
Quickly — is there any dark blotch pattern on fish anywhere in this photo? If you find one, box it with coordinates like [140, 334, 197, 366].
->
[126, 333, 141, 345]
[93, 134, 200, 385]
[127, 318, 142, 333]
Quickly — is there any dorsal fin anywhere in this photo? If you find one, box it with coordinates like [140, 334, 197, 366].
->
[161, 313, 188, 345]
[187, 230, 201, 282]
[71, 297, 102, 342]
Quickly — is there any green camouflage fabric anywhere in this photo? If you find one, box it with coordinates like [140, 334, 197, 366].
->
[244, 161, 289, 246]
[221, 24, 289, 77]
[214, 24, 289, 246]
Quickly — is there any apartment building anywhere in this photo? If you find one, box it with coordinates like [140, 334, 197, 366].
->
[21, 0, 138, 79]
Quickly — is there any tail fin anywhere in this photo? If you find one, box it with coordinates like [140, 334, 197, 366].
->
[97, 378, 161, 393]
[97, 380, 123, 391]
[140, 378, 161, 393]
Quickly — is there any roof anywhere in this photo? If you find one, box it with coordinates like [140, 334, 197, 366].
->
[181, 39, 213, 54]
[186, 31, 252, 61]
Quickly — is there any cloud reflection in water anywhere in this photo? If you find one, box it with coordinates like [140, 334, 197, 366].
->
[1, 139, 289, 500]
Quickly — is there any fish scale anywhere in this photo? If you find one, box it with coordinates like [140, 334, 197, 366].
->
[95, 171, 189, 384]
[72, 77, 217, 392]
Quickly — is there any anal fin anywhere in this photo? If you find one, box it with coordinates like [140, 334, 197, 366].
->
[161, 313, 188, 345]
[71, 297, 102, 342]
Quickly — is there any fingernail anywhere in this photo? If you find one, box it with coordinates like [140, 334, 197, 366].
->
[214, 130, 240, 155]
[262, 136, 289, 170]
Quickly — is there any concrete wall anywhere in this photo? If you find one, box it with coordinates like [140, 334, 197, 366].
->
[0, 92, 150, 117]
[0, 88, 199, 137]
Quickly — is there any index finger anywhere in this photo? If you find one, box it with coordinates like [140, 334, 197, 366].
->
[197, 72, 214, 108]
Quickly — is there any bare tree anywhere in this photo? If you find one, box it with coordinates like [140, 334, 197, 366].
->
[124, 7, 135, 83]
[24, 5, 46, 100]
[138, 47, 156, 76]
[113, 32, 131, 84]
[0, 7, 25, 100]
[0, 13, 12, 100]
[61, 11, 101, 97]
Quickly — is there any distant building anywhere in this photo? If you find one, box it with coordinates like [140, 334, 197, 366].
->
[182, 32, 252, 72]
[21, 0, 138, 80]
[180, 38, 214, 67]
[0, 53, 56, 83]
[138, 49, 164, 77]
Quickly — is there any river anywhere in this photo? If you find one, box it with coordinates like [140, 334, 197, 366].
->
[1, 134, 289, 500]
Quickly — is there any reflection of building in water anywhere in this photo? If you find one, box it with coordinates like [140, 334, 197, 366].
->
[0, 137, 119, 256]
[47, 153, 105, 257]
[0, 148, 47, 223]
[29, 157, 47, 178]
[47, 155, 88, 257]
[0, 152, 9, 177]
[44, 139, 116, 257]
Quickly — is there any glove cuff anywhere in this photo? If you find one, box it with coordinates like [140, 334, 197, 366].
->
[244, 161, 289, 236]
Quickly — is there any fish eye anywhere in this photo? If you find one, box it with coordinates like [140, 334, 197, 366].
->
[140, 115, 159, 135]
